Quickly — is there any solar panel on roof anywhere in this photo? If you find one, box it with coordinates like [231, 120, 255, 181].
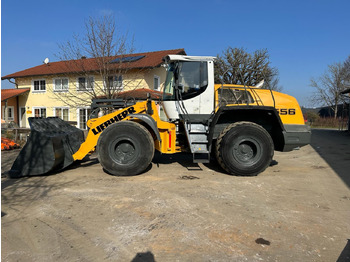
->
[109, 55, 145, 64]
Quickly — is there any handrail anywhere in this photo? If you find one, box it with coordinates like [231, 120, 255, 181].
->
[217, 66, 276, 108]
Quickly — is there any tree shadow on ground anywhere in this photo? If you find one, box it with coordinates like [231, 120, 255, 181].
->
[1, 176, 77, 204]
[1, 149, 22, 176]
[2, 145, 280, 180]
[1, 146, 90, 218]
[310, 129, 350, 188]
[152, 151, 223, 173]
[1, 175, 78, 224]
[152, 151, 279, 176]
[1, 150, 99, 179]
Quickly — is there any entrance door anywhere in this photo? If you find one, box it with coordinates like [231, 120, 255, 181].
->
[20, 107, 26, 127]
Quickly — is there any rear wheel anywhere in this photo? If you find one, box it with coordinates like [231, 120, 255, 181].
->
[97, 121, 154, 176]
[216, 122, 274, 176]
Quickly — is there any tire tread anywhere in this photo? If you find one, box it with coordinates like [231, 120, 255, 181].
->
[215, 121, 274, 176]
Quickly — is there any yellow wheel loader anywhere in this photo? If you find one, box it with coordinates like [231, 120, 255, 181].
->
[10, 55, 310, 178]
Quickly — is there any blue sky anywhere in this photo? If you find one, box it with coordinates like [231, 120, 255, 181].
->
[1, 0, 349, 107]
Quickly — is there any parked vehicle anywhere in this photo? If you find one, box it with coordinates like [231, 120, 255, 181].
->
[10, 55, 310, 177]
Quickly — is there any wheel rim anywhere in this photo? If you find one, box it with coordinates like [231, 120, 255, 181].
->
[231, 138, 262, 165]
[109, 137, 138, 165]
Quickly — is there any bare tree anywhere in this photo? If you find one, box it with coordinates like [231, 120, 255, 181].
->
[310, 57, 350, 118]
[341, 55, 350, 86]
[51, 15, 139, 108]
[214, 47, 282, 91]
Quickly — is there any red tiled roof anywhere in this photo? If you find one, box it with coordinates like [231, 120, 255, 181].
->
[97, 88, 163, 100]
[1, 49, 186, 80]
[1, 88, 30, 101]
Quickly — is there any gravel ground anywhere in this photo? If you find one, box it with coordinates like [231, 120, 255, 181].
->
[1, 129, 350, 261]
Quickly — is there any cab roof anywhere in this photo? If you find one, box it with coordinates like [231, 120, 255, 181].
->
[164, 55, 216, 63]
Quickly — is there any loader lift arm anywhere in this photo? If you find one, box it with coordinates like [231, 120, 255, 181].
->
[73, 100, 154, 161]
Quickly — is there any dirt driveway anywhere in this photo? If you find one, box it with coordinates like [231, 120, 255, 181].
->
[1, 129, 350, 261]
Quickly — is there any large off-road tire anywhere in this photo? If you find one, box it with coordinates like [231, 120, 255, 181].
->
[97, 121, 154, 176]
[216, 121, 274, 176]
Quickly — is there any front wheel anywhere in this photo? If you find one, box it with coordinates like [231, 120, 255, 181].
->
[97, 121, 154, 176]
[216, 122, 274, 176]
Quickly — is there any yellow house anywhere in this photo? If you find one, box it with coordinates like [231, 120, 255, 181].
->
[1, 49, 186, 129]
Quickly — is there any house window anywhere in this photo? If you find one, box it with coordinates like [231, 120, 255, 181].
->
[33, 80, 46, 92]
[54, 107, 69, 121]
[78, 77, 94, 91]
[78, 108, 91, 129]
[107, 75, 123, 90]
[2, 106, 14, 121]
[154, 75, 160, 90]
[54, 78, 69, 91]
[33, 107, 46, 118]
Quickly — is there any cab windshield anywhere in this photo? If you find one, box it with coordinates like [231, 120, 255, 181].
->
[163, 61, 208, 101]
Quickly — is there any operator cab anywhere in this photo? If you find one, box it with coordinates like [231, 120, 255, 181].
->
[162, 55, 216, 121]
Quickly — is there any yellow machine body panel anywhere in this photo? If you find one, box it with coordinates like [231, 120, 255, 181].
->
[152, 111, 178, 154]
[214, 84, 305, 125]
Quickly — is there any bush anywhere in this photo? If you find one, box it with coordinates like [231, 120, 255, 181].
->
[310, 117, 348, 129]
[305, 111, 320, 125]
[2, 131, 15, 140]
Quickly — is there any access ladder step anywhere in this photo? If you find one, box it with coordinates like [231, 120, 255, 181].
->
[191, 141, 208, 144]
[193, 153, 210, 163]
[189, 133, 208, 144]
[187, 123, 207, 133]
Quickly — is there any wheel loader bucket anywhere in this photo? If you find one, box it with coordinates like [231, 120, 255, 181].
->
[9, 117, 85, 178]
